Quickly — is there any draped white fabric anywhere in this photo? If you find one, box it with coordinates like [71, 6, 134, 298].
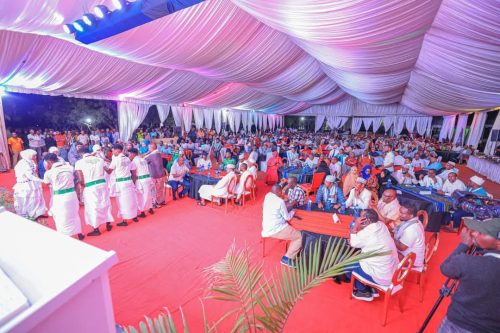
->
[0, 97, 10, 168]
[362, 118, 373, 132]
[192, 107, 205, 129]
[351, 118, 363, 134]
[234, 110, 242, 132]
[439, 115, 457, 142]
[393, 118, 406, 136]
[314, 115, 326, 132]
[241, 111, 248, 132]
[453, 114, 469, 145]
[214, 109, 223, 133]
[157, 104, 171, 126]
[383, 117, 394, 133]
[182, 106, 193, 132]
[263, 114, 269, 131]
[326, 116, 348, 130]
[404, 117, 417, 133]
[0, 1, 497, 116]
[253, 112, 259, 130]
[466, 112, 488, 148]
[415, 117, 433, 136]
[226, 110, 236, 132]
[203, 108, 214, 130]
[170, 106, 184, 128]
[484, 112, 500, 155]
[118, 102, 150, 141]
[371, 118, 383, 133]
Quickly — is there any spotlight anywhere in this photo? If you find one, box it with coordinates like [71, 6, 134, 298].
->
[82, 13, 97, 26]
[63, 23, 75, 34]
[93, 5, 110, 19]
[112, 0, 128, 10]
[73, 20, 86, 32]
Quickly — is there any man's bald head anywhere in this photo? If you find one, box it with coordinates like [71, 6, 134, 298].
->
[381, 189, 397, 204]
[271, 185, 282, 196]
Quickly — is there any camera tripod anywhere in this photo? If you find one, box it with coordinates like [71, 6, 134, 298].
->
[417, 246, 476, 333]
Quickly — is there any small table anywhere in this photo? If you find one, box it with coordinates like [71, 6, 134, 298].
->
[187, 173, 219, 200]
[278, 167, 313, 184]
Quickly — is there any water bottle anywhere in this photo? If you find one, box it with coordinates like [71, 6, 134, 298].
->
[387, 178, 392, 188]
[325, 197, 332, 211]
[306, 199, 312, 211]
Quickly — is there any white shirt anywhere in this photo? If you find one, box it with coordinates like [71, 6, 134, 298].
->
[168, 161, 189, 181]
[329, 162, 342, 178]
[441, 179, 466, 196]
[90, 134, 100, 144]
[383, 151, 395, 172]
[262, 192, 294, 237]
[196, 157, 212, 170]
[78, 134, 89, 145]
[345, 188, 372, 209]
[27, 134, 41, 148]
[44, 162, 75, 191]
[350, 222, 399, 286]
[108, 154, 136, 178]
[411, 158, 426, 168]
[248, 165, 258, 179]
[438, 168, 459, 181]
[394, 155, 405, 166]
[419, 175, 443, 190]
[393, 170, 418, 185]
[395, 218, 425, 271]
[75, 155, 106, 182]
[131, 156, 150, 177]
[377, 198, 401, 226]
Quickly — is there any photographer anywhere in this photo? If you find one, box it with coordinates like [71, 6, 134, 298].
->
[438, 218, 500, 333]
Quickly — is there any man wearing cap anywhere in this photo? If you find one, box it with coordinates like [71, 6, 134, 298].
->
[443, 175, 488, 232]
[196, 151, 212, 170]
[105, 144, 139, 226]
[438, 172, 466, 196]
[316, 175, 345, 211]
[48, 146, 66, 164]
[75, 147, 114, 236]
[345, 177, 372, 210]
[198, 164, 236, 206]
[246, 158, 258, 179]
[438, 161, 459, 181]
[43, 153, 84, 240]
[128, 148, 154, 218]
[393, 164, 418, 185]
[438, 218, 500, 333]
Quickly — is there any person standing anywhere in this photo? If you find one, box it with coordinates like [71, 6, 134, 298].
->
[265, 150, 283, 185]
[128, 148, 154, 218]
[13, 149, 47, 220]
[75, 147, 114, 236]
[105, 144, 139, 226]
[8, 132, 24, 167]
[27, 129, 42, 159]
[383, 144, 395, 173]
[43, 153, 84, 240]
[438, 218, 500, 333]
[145, 143, 166, 206]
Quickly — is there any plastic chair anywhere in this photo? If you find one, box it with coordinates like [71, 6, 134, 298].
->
[299, 172, 325, 199]
[211, 176, 237, 214]
[350, 252, 416, 326]
[416, 210, 429, 230]
[241, 175, 256, 207]
[261, 237, 289, 257]
[413, 233, 439, 302]
[163, 169, 172, 200]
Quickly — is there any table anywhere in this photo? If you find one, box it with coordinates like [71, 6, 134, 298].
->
[467, 155, 500, 184]
[291, 208, 353, 239]
[392, 184, 454, 232]
[435, 150, 460, 162]
[278, 167, 313, 184]
[187, 173, 219, 200]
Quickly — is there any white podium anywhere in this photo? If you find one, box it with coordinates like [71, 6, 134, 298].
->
[0, 208, 118, 333]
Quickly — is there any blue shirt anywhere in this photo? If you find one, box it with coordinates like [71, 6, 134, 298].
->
[426, 162, 442, 171]
[315, 184, 346, 208]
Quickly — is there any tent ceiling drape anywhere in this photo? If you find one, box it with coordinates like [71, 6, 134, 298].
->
[0, 0, 498, 116]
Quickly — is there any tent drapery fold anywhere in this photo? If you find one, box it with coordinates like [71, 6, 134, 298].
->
[439, 115, 457, 142]
[467, 112, 487, 148]
[118, 101, 150, 141]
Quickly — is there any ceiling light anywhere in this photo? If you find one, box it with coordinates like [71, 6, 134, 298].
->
[93, 5, 110, 19]
[82, 13, 97, 26]
[73, 20, 86, 32]
[112, 0, 128, 10]
[63, 23, 75, 34]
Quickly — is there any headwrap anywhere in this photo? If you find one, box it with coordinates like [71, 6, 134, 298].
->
[20, 149, 37, 160]
[361, 165, 372, 179]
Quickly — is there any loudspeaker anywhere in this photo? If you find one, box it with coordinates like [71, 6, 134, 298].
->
[491, 129, 500, 142]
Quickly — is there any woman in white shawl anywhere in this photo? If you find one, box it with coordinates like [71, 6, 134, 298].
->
[13, 149, 47, 220]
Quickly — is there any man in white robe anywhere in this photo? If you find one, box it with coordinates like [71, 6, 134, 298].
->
[75, 147, 114, 236]
[43, 153, 84, 240]
[235, 162, 253, 204]
[438, 172, 466, 196]
[198, 164, 236, 205]
[246, 158, 258, 179]
[13, 149, 47, 220]
[105, 144, 138, 226]
[128, 148, 154, 218]
[345, 177, 372, 210]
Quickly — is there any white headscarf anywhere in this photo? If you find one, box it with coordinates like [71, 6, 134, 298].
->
[20, 149, 37, 161]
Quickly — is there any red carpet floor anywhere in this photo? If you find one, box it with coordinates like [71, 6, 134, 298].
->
[1, 164, 496, 332]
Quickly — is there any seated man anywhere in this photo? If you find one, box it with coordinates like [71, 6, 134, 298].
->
[393, 204, 425, 271]
[235, 163, 252, 204]
[281, 176, 306, 209]
[438, 172, 466, 196]
[425, 155, 443, 172]
[329, 156, 342, 180]
[286, 147, 300, 167]
[374, 189, 400, 228]
[316, 175, 345, 211]
[262, 185, 301, 267]
[345, 177, 372, 210]
[196, 151, 212, 170]
[167, 155, 190, 200]
[220, 151, 236, 171]
[198, 164, 236, 206]
[418, 169, 443, 190]
[438, 161, 459, 181]
[393, 164, 418, 185]
[348, 209, 399, 301]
